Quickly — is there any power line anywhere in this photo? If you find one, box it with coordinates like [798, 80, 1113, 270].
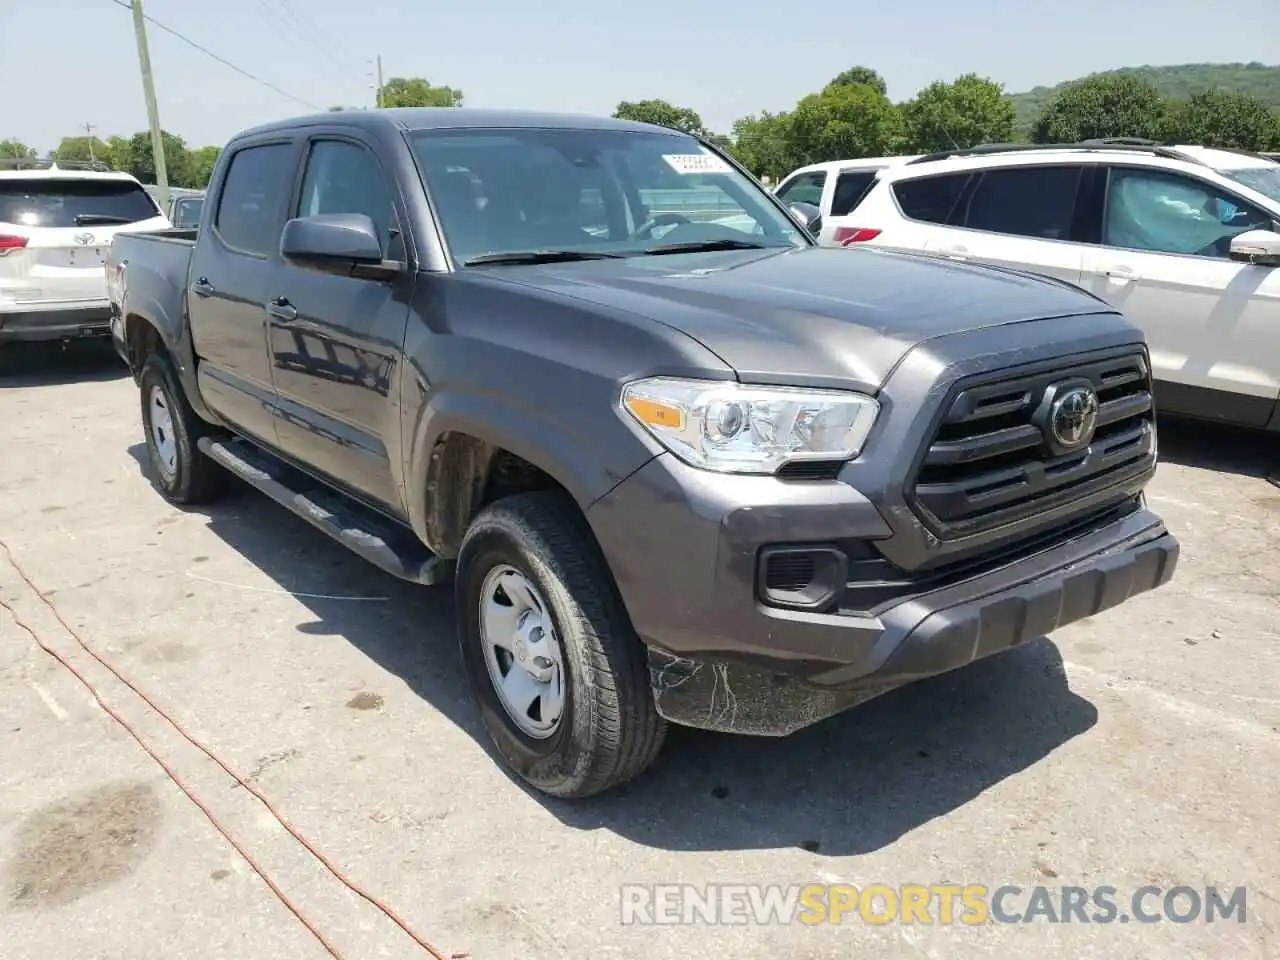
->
[105, 0, 323, 111]
[273, 0, 363, 73]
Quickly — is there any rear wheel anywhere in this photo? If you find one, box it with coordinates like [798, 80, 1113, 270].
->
[139, 353, 228, 505]
[456, 491, 666, 798]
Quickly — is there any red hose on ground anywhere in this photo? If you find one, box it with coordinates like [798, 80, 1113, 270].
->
[0, 538, 464, 960]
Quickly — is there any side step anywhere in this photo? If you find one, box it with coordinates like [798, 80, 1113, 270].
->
[197, 436, 450, 586]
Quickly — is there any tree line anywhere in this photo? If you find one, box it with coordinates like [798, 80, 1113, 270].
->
[3, 68, 1277, 190]
[615, 68, 1280, 181]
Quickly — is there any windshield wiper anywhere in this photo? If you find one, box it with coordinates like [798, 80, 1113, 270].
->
[463, 249, 625, 266]
[74, 214, 134, 225]
[643, 238, 776, 256]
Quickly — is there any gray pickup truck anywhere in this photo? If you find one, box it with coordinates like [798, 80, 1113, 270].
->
[107, 108, 1179, 799]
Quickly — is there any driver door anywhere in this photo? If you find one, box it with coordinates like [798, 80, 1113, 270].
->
[1079, 165, 1280, 425]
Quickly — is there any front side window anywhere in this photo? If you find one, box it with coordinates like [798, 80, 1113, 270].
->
[892, 173, 973, 225]
[409, 127, 805, 264]
[775, 172, 826, 208]
[1104, 167, 1271, 258]
[0, 179, 160, 228]
[296, 139, 398, 256]
[214, 142, 294, 256]
[960, 166, 1082, 240]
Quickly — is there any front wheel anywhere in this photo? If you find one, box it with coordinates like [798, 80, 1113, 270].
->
[138, 353, 229, 505]
[455, 491, 666, 798]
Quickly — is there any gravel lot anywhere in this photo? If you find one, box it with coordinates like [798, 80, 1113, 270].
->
[1, 341, 1278, 960]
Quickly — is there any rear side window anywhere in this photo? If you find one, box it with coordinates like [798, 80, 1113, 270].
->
[960, 166, 1083, 240]
[0, 179, 159, 228]
[830, 171, 877, 216]
[215, 143, 294, 255]
[776, 172, 826, 207]
[893, 173, 972, 224]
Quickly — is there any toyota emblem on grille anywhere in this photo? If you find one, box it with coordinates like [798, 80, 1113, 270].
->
[74, 233, 95, 246]
[1049, 386, 1099, 449]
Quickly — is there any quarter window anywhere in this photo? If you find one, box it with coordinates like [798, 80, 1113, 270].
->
[214, 143, 294, 255]
[830, 171, 877, 216]
[1104, 167, 1272, 258]
[960, 166, 1082, 240]
[892, 173, 972, 224]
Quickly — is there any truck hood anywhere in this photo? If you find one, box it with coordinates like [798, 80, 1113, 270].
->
[482, 246, 1115, 391]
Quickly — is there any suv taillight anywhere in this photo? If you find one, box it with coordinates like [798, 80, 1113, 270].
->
[833, 226, 881, 245]
[0, 234, 28, 255]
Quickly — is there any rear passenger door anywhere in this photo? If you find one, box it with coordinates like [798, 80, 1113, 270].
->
[188, 138, 298, 448]
[921, 164, 1089, 284]
[267, 134, 414, 515]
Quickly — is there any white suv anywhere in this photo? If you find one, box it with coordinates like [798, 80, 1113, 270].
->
[836, 141, 1280, 429]
[1, 160, 170, 345]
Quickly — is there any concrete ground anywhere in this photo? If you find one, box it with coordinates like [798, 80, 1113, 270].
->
[1, 341, 1277, 960]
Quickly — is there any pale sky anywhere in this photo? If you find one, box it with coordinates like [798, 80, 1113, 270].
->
[2, 0, 1278, 153]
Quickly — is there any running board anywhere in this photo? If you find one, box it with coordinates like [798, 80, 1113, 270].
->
[197, 436, 450, 586]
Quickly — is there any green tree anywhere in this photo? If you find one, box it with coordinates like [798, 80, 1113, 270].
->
[1032, 74, 1169, 144]
[1165, 90, 1280, 150]
[53, 136, 112, 166]
[188, 146, 222, 188]
[902, 74, 1017, 153]
[0, 139, 37, 161]
[118, 131, 195, 187]
[103, 136, 131, 173]
[613, 99, 708, 137]
[726, 112, 795, 180]
[828, 66, 888, 96]
[378, 77, 463, 108]
[787, 83, 905, 165]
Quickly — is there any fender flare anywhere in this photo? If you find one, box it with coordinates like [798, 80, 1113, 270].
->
[123, 303, 216, 423]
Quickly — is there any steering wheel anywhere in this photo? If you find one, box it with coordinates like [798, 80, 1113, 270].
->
[630, 212, 692, 241]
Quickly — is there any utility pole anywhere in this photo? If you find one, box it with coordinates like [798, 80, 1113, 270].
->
[376, 55, 384, 109]
[129, 0, 169, 212]
[82, 123, 97, 163]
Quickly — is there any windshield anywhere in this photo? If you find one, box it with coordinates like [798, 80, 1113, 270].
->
[0, 178, 161, 228]
[1221, 166, 1280, 205]
[407, 127, 806, 264]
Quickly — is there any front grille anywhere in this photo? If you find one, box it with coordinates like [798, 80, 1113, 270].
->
[909, 350, 1155, 538]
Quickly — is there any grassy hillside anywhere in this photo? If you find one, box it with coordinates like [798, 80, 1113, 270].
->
[1008, 62, 1280, 133]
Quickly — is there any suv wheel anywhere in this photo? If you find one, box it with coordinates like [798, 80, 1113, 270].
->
[139, 353, 228, 505]
[456, 491, 666, 798]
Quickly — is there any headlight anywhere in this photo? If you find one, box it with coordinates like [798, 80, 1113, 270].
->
[620, 377, 879, 474]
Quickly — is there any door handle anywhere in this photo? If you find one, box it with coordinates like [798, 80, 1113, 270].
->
[266, 297, 297, 322]
[191, 277, 215, 297]
[1103, 265, 1139, 282]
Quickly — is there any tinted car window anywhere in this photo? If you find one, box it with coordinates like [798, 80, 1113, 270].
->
[775, 172, 826, 207]
[215, 143, 294, 255]
[961, 166, 1082, 240]
[893, 173, 972, 224]
[0, 179, 159, 228]
[172, 197, 203, 228]
[297, 140, 397, 256]
[1104, 167, 1272, 258]
[830, 171, 877, 216]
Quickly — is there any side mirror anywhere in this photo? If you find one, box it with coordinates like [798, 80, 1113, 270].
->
[788, 201, 823, 237]
[1228, 229, 1280, 267]
[281, 213, 398, 278]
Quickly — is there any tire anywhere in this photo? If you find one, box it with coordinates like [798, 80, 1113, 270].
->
[138, 352, 229, 505]
[456, 490, 666, 799]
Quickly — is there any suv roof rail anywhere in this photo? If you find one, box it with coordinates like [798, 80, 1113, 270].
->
[0, 157, 114, 172]
[905, 140, 1203, 166]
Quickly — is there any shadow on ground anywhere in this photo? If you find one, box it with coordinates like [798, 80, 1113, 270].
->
[1157, 415, 1279, 481]
[0, 340, 128, 387]
[127, 443, 1097, 856]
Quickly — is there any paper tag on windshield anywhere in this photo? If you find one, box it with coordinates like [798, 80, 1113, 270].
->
[662, 153, 731, 175]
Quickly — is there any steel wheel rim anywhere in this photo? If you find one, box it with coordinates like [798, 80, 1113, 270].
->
[148, 384, 178, 481]
[478, 564, 565, 739]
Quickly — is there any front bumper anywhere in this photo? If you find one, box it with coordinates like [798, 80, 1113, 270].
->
[0, 303, 113, 343]
[587, 453, 1178, 736]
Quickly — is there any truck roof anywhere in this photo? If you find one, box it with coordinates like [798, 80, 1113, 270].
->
[233, 108, 682, 142]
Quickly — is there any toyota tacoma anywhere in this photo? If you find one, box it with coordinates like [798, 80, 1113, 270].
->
[107, 109, 1179, 798]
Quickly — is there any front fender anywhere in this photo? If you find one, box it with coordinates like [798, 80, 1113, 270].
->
[404, 385, 659, 556]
